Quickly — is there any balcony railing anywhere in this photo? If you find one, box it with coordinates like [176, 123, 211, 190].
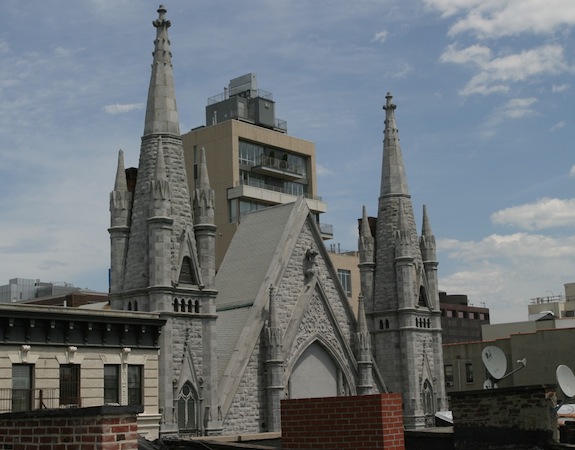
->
[254, 154, 304, 177]
[236, 179, 323, 202]
[0, 388, 59, 413]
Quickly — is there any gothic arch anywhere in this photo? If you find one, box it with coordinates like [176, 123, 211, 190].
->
[176, 381, 199, 433]
[285, 335, 355, 397]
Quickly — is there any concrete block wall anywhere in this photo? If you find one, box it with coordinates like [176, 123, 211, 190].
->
[281, 393, 405, 449]
[450, 384, 559, 449]
[0, 405, 142, 450]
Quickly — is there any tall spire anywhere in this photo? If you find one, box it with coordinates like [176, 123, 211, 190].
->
[144, 5, 180, 137]
[380, 93, 409, 197]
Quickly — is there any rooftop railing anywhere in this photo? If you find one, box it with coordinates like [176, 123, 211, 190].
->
[0, 388, 59, 413]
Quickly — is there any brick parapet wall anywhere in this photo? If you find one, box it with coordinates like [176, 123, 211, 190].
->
[0, 405, 143, 450]
[450, 384, 559, 449]
[281, 394, 404, 449]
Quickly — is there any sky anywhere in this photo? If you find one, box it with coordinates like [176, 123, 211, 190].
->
[0, 0, 574, 324]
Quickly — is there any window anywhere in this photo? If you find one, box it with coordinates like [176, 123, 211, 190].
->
[177, 383, 198, 432]
[12, 364, 33, 412]
[104, 365, 120, 404]
[239, 141, 263, 165]
[128, 365, 143, 406]
[337, 269, 352, 297]
[444, 365, 454, 387]
[60, 364, 80, 406]
[465, 363, 474, 383]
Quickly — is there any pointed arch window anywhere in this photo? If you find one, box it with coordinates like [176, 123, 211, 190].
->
[422, 379, 435, 425]
[177, 382, 198, 433]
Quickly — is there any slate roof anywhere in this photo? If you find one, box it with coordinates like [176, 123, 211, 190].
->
[214, 201, 301, 380]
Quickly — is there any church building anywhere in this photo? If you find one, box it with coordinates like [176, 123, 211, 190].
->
[108, 5, 445, 437]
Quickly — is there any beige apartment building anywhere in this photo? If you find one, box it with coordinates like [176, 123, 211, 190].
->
[0, 303, 164, 439]
[182, 74, 329, 270]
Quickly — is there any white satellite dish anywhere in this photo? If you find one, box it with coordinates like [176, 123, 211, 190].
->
[481, 346, 526, 389]
[557, 365, 575, 398]
[482, 346, 507, 380]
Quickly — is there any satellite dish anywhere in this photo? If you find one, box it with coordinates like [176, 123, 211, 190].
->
[482, 346, 507, 380]
[557, 365, 575, 398]
[482, 379, 497, 389]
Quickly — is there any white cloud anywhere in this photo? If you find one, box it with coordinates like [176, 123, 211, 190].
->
[438, 231, 575, 322]
[102, 103, 144, 115]
[441, 44, 569, 96]
[425, 0, 575, 38]
[372, 30, 388, 43]
[491, 198, 575, 230]
[499, 97, 537, 119]
[550, 121, 566, 132]
[570, 166, 575, 177]
[482, 97, 538, 127]
[552, 83, 570, 93]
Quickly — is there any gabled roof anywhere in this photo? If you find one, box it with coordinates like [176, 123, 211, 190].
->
[215, 201, 296, 311]
[214, 198, 361, 415]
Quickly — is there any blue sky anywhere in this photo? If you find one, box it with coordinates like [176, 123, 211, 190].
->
[0, 0, 574, 323]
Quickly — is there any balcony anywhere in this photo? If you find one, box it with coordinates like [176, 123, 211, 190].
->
[228, 180, 328, 214]
[319, 222, 334, 239]
[252, 154, 304, 181]
[0, 388, 59, 413]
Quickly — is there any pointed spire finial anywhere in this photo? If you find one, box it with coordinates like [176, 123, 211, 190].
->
[144, 4, 180, 137]
[154, 5, 169, 28]
[422, 204, 432, 236]
[357, 293, 368, 334]
[361, 205, 371, 238]
[383, 92, 396, 111]
[197, 147, 211, 190]
[114, 149, 127, 191]
[380, 91, 409, 196]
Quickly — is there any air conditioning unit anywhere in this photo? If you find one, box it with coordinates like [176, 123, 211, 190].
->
[446, 381, 454, 387]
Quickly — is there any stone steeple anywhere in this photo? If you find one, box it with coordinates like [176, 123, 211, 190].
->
[144, 4, 180, 137]
[367, 93, 446, 429]
[109, 6, 220, 437]
[116, 4, 195, 298]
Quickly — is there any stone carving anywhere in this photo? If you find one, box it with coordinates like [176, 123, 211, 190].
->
[290, 293, 346, 373]
[303, 247, 319, 280]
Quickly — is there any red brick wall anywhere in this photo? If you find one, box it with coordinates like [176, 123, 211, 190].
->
[0, 405, 142, 450]
[281, 394, 404, 449]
